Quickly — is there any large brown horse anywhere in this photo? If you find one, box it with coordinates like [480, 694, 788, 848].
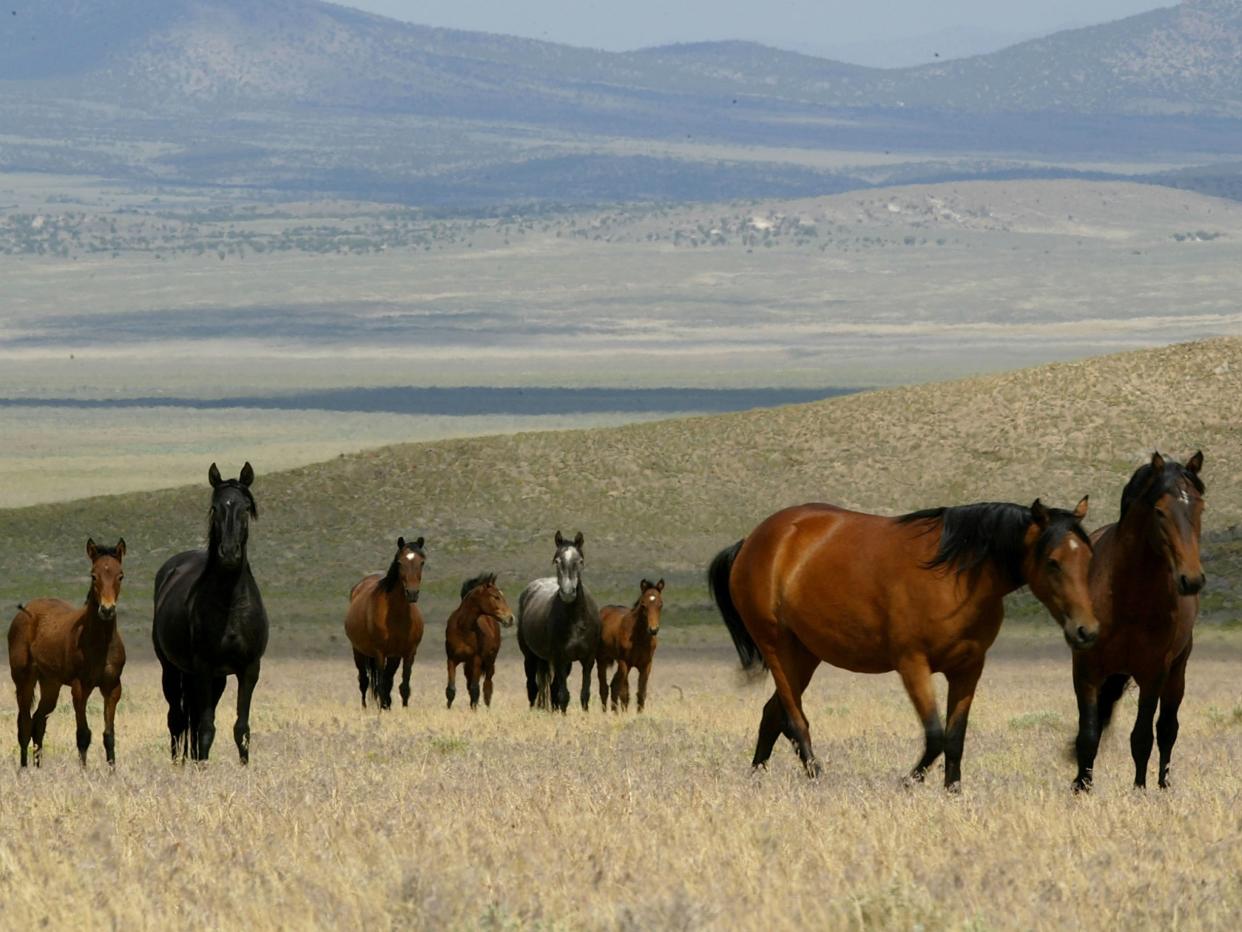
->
[1071, 452, 1205, 792]
[8, 538, 126, 767]
[596, 578, 664, 712]
[345, 536, 426, 709]
[709, 498, 1099, 789]
[445, 573, 516, 710]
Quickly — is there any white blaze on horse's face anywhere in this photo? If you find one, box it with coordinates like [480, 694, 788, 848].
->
[555, 547, 582, 603]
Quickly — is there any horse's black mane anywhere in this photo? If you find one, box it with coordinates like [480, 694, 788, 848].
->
[460, 572, 497, 600]
[380, 539, 426, 593]
[1120, 460, 1204, 520]
[211, 480, 258, 518]
[897, 501, 1089, 585]
[89, 544, 123, 559]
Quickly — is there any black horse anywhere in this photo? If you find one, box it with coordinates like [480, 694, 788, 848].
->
[517, 531, 601, 713]
[152, 462, 269, 763]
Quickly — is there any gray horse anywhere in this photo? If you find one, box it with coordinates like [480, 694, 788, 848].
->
[517, 531, 601, 712]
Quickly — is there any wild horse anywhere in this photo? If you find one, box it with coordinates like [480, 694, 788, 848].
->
[1071, 451, 1205, 792]
[153, 462, 268, 763]
[710, 497, 1098, 789]
[596, 578, 664, 712]
[517, 531, 601, 713]
[8, 538, 127, 767]
[344, 536, 427, 709]
[445, 573, 515, 710]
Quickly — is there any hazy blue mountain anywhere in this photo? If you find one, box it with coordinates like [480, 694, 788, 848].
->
[2, 0, 1242, 205]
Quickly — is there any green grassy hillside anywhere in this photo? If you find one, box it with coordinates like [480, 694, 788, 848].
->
[3, 337, 1241, 645]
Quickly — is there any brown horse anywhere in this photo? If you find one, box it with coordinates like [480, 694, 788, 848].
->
[445, 573, 516, 709]
[8, 538, 127, 767]
[1071, 451, 1205, 792]
[344, 536, 426, 710]
[596, 578, 664, 712]
[709, 498, 1099, 789]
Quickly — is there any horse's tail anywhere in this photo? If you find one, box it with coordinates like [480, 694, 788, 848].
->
[708, 539, 766, 672]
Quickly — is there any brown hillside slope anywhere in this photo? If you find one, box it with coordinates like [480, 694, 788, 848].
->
[1, 338, 1239, 609]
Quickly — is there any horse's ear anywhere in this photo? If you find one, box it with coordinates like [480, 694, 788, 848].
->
[641, 578, 653, 591]
[656, 578, 665, 591]
[1073, 496, 1089, 521]
[555, 530, 565, 548]
[414, 536, 424, 550]
[86, 537, 98, 561]
[1186, 450, 1204, 475]
[208, 463, 223, 488]
[573, 531, 584, 551]
[1151, 451, 1165, 473]
[1029, 499, 1049, 528]
[115, 538, 127, 560]
[397, 536, 405, 551]
[239, 461, 255, 487]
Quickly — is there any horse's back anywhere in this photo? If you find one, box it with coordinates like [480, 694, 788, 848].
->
[344, 574, 381, 650]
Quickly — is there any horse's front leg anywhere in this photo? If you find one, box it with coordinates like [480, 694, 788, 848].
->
[1157, 642, 1191, 789]
[399, 653, 414, 708]
[234, 661, 261, 765]
[102, 680, 122, 766]
[942, 663, 983, 790]
[1130, 677, 1163, 789]
[898, 656, 943, 784]
[192, 676, 226, 761]
[636, 661, 653, 713]
[71, 679, 93, 765]
[579, 661, 592, 712]
[380, 656, 400, 710]
[596, 659, 609, 711]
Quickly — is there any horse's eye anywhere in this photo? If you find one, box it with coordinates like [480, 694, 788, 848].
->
[1047, 559, 1061, 573]
[118, 574, 125, 582]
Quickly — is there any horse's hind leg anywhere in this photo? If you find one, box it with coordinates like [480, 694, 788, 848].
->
[898, 655, 943, 784]
[399, 653, 414, 708]
[14, 672, 35, 767]
[596, 659, 610, 711]
[30, 676, 62, 768]
[446, 658, 458, 708]
[353, 649, 370, 708]
[467, 657, 482, 710]
[752, 643, 819, 772]
[1157, 642, 1191, 789]
[234, 661, 261, 765]
[942, 662, 983, 790]
[579, 661, 592, 712]
[71, 680, 92, 765]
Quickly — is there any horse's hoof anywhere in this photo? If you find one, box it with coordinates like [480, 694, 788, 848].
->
[804, 759, 823, 779]
[944, 781, 963, 795]
[1071, 778, 1092, 794]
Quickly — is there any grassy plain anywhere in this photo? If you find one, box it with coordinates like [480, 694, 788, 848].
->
[1, 628, 1240, 930]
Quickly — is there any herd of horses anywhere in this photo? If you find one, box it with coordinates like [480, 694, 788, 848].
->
[6, 450, 1206, 795]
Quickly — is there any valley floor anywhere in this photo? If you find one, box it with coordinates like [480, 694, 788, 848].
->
[2, 630, 1240, 930]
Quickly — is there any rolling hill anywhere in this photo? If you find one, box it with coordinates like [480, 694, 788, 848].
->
[4, 1, 1242, 204]
[2, 338, 1240, 629]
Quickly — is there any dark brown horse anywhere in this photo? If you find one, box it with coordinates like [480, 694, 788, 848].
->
[8, 538, 126, 767]
[710, 498, 1099, 789]
[596, 578, 664, 712]
[344, 536, 426, 709]
[1071, 451, 1205, 792]
[445, 573, 516, 710]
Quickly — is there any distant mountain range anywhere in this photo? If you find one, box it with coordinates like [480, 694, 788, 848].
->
[2, 0, 1242, 206]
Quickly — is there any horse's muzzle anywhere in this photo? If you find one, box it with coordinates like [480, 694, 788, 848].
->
[1064, 622, 1098, 651]
[500, 613, 516, 628]
[1177, 573, 1206, 596]
[406, 589, 420, 603]
[98, 604, 117, 622]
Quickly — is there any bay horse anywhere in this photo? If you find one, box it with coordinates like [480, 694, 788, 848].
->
[153, 462, 268, 764]
[709, 497, 1099, 789]
[344, 536, 426, 710]
[8, 538, 126, 767]
[596, 578, 664, 712]
[1071, 451, 1205, 792]
[517, 530, 601, 713]
[445, 573, 516, 710]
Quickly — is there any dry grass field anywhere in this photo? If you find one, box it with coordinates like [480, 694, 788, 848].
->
[2, 628, 1240, 930]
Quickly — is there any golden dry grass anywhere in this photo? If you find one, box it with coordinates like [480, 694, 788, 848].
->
[2, 628, 1241, 931]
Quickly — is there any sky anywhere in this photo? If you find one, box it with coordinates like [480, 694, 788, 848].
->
[337, 1, 1173, 64]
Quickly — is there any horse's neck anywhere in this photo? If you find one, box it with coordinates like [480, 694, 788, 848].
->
[1108, 514, 1178, 606]
[626, 606, 649, 642]
[199, 554, 249, 603]
[383, 583, 410, 625]
[77, 598, 115, 641]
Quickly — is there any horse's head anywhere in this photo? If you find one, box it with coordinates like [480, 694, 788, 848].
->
[1022, 496, 1098, 650]
[393, 536, 426, 603]
[1120, 451, 1206, 596]
[86, 537, 126, 622]
[637, 578, 664, 636]
[208, 462, 257, 570]
[552, 530, 585, 603]
[466, 573, 515, 627]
